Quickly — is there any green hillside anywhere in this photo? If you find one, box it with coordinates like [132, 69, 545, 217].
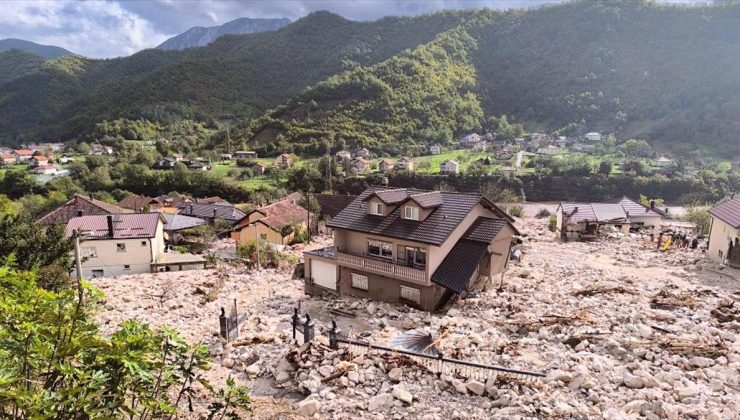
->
[1, 1, 739, 157]
[0, 50, 45, 85]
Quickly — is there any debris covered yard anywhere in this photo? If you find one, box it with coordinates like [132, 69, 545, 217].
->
[93, 218, 739, 419]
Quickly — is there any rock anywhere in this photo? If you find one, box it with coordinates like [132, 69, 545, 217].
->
[392, 385, 413, 405]
[451, 378, 467, 395]
[466, 380, 485, 396]
[689, 357, 714, 368]
[297, 399, 320, 416]
[319, 365, 333, 377]
[545, 369, 570, 383]
[275, 369, 291, 384]
[347, 371, 360, 383]
[388, 367, 403, 383]
[677, 385, 700, 400]
[221, 357, 235, 369]
[245, 364, 260, 376]
[623, 372, 645, 389]
[367, 302, 377, 315]
[368, 393, 394, 412]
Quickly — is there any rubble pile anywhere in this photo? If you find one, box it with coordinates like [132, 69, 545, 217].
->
[93, 218, 739, 418]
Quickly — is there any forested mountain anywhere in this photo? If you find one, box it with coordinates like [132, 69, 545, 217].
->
[1, 1, 739, 156]
[156, 17, 291, 50]
[0, 50, 45, 85]
[0, 38, 73, 58]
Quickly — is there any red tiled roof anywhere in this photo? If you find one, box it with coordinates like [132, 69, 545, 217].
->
[252, 199, 307, 231]
[13, 149, 33, 156]
[65, 213, 164, 239]
[38, 195, 131, 225]
[709, 196, 740, 229]
[117, 194, 156, 211]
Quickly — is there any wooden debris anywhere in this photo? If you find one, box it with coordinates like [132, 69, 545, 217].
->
[328, 307, 357, 318]
[655, 337, 727, 359]
[573, 285, 637, 297]
[287, 342, 311, 364]
[321, 364, 352, 383]
[232, 335, 275, 346]
[711, 300, 739, 323]
[650, 288, 699, 310]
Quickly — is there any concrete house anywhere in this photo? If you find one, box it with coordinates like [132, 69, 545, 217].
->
[707, 197, 740, 267]
[13, 149, 34, 162]
[0, 153, 16, 165]
[177, 202, 246, 226]
[231, 196, 307, 246]
[439, 160, 460, 175]
[355, 148, 371, 158]
[348, 157, 370, 173]
[556, 197, 663, 240]
[335, 150, 352, 161]
[276, 154, 294, 168]
[537, 145, 559, 155]
[303, 187, 518, 311]
[65, 213, 167, 277]
[430, 144, 443, 155]
[31, 164, 58, 175]
[29, 155, 50, 167]
[460, 133, 481, 148]
[38, 195, 130, 226]
[234, 151, 257, 160]
[394, 156, 415, 171]
[583, 132, 603, 142]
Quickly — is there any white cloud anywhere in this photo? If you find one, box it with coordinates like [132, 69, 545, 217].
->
[0, 0, 173, 58]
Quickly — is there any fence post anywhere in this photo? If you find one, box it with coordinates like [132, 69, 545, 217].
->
[219, 307, 228, 340]
[303, 313, 315, 344]
[328, 320, 340, 350]
[233, 299, 239, 339]
[292, 307, 300, 341]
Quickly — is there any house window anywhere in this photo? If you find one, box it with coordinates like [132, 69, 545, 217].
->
[116, 243, 126, 252]
[81, 247, 97, 258]
[351, 273, 369, 290]
[123, 265, 131, 270]
[400, 285, 421, 305]
[367, 239, 392, 259]
[91, 270, 104, 278]
[369, 202, 384, 215]
[260, 233, 268, 240]
[141, 241, 147, 247]
[404, 246, 426, 268]
[404, 206, 419, 221]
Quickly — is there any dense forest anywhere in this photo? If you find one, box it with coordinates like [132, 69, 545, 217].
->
[1, 1, 739, 156]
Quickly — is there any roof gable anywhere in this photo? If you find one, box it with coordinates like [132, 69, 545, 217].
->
[38, 195, 130, 225]
[709, 196, 740, 228]
[65, 213, 164, 239]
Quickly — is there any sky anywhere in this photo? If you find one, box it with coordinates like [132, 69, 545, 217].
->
[0, 0, 706, 58]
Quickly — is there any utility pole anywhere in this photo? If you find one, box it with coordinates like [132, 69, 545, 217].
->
[251, 223, 260, 270]
[306, 187, 313, 244]
[73, 230, 84, 305]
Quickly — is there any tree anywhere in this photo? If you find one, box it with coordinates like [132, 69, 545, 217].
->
[0, 267, 251, 418]
[0, 170, 39, 198]
[598, 160, 612, 176]
[619, 139, 652, 158]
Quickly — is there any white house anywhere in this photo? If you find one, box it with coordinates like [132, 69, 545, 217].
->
[537, 145, 559, 155]
[460, 133, 481, 147]
[335, 150, 352, 161]
[472, 140, 488, 151]
[707, 197, 740, 266]
[65, 213, 167, 278]
[430, 144, 443, 155]
[394, 156, 415, 171]
[583, 132, 603, 142]
[439, 159, 460, 175]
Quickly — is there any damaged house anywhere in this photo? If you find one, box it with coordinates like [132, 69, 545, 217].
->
[303, 187, 518, 311]
[556, 197, 663, 240]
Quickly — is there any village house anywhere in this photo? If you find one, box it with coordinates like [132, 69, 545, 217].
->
[348, 157, 370, 173]
[482, 132, 495, 142]
[220, 153, 233, 161]
[439, 159, 460, 175]
[118, 194, 158, 212]
[555, 136, 569, 147]
[31, 164, 59, 175]
[276, 153, 294, 168]
[430, 144, 443, 155]
[513, 137, 525, 145]
[161, 212, 206, 233]
[537, 145, 559, 155]
[234, 151, 258, 160]
[88, 144, 113, 155]
[187, 160, 208, 171]
[177, 202, 246, 226]
[38, 194, 130, 225]
[231, 196, 308, 246]
[355, 148, 371, 159]
[472, 140, 488, 151]
[0, 153, 16, 165]
[250, 162, 267, 175]
[583, 132, 603, 142]
[707, 196, 740, 267]
[378, 159, 394, 172]
[29, 155, 50, 167]
[555, 197, 663, 240]
[12, 149, 34, 162]
[459, 133, 481, 148]
[394, 156, 415, 171]
[156, 157, 180, 169]
[652, 156, 673, 167]
[303, 187, 518, 311]
[59, 155, 75, 164]
[335, 150, 352, 161]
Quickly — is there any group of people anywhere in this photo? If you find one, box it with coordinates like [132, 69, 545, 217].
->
[656, 231, 698, 251]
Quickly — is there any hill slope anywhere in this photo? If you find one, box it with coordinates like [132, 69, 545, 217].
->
[156, 17, 291, 50]
[0, 50, 45, 85]
[0, 38, 73, 58]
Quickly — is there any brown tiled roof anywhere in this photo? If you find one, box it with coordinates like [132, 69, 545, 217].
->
[315, 194, 356, 219]
[330, 187, 511, 246]
[195, 196, 231, 205]
[38, 195, 130, 225]
[407, 191, 443, 208]
[362, 188, 409, 205]
[431, 217, 511, 293]
[65, 213, 164, 239]
[618, 197, 663, 218]
[246, 199, 307, 231]
[177, 203, 246, 223]
[118, 194, 156, 211]
[709, 196, 740, 228]
[13, 149, 33, 156]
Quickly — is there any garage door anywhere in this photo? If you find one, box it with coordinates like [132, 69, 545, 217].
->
[311, 260, 337, 290]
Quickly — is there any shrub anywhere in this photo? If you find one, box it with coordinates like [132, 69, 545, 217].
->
[548, 214, 558, 232]
[535, 208, 551, 218]
[508, 205, 524, 218]
[237, 240, 283, 269]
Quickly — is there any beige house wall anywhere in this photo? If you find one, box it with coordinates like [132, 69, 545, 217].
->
[427, 203, 494, 275]
[79, 220, 164, 278]
[231, 222, 287, 245]
[708, 216, 740, 262]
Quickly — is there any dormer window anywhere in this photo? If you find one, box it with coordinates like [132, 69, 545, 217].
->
[404, 206, 419, 221]
[369, 202, 384, 215]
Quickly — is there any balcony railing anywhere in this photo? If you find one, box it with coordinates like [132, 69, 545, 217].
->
[336, 250, 427, 285]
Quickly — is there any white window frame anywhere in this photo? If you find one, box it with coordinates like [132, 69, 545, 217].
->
[116, 243, 126, 253]
[81, 246, 97, 258]
[369, 202, 384, 215]
[351, 273, 369, 290]
[400, 285, 421, 305]
[367, 239, 393, 259]
[404, 206, 419, 220]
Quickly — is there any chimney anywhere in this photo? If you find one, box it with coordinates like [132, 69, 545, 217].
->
[189, 204, 193, 214]
[213, 208, 218, 218]
[650, 200, 655, 209]
[106, 215, 114, 238]
[77, 210, 83, 217]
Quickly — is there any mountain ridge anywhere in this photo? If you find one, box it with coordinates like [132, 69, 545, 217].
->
[156, 17, 291, 50]
[0, 38, 73, 59]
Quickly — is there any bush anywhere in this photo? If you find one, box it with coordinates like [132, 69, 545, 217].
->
[237, 240, 283, 269]
[684, 204, 711, 234]
[535, 208, 551, 218]
[508, 205, 524, 218]
[548, 214, 558, 232]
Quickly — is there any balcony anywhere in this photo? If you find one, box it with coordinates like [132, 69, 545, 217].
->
[336, 250, 427, 285]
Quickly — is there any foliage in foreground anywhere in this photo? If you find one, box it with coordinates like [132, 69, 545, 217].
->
[0, 267, 250, 418]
